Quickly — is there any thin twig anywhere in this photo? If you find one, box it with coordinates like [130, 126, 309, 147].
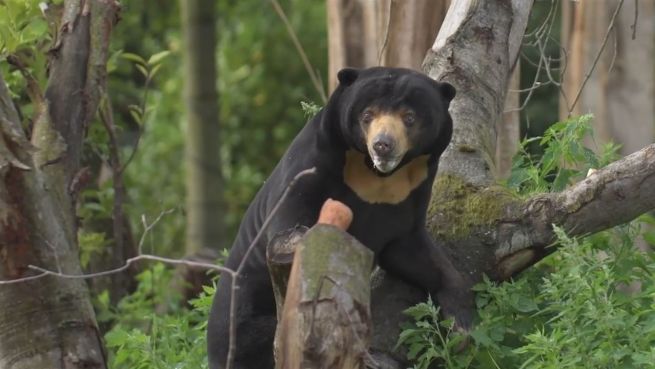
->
[631, 0, 639, 40]
[0, 251, 234, 286]
[24, 255, 234, 281]
[6, 54, 44, 105]
[99, 95, 129, 273]
[119, 75, 152, 174]
[504, 49, 545, 114]
[568, 0, 625, 116]
[607, 28, 618, 75]
[270, 0, 327, 103]
[377, 0, 393, 65]
[138, 208, 176, 254]
[226, 167, 316, 369]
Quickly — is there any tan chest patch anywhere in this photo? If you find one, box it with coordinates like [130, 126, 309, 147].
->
[343, 150, 429, 204]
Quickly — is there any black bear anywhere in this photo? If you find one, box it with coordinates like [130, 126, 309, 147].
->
[207, 67, 475, 369]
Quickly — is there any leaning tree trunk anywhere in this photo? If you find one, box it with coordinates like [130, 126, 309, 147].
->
[0, 1, 120, 368]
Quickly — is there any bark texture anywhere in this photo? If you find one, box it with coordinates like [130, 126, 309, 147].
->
[275, 225, 373, 369]
[0, 1, 121, 368]
[560, 0, 655, 155]
[181, 0, 226, 254]
[495, 63, 520, 179]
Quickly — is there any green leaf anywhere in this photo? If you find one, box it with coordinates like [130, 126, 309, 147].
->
[514, 295, 539, 313]
[148, 63, 163, 81]
[122, 52, 147, 65]
[135, 63, 149, 78]
[147, 50, 170, 66]
[21, 18, 48, 41]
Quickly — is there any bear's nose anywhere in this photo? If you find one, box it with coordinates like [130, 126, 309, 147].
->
[372, 135, 395, 156]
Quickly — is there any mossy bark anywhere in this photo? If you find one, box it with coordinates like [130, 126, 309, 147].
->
[274, 225, 373, 369]
[0, 1, 121, 367]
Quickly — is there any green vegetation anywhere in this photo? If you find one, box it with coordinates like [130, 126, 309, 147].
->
[2, 2, 653, 368]
[98, 264, 214, 369]
[399, 117, 655, 369]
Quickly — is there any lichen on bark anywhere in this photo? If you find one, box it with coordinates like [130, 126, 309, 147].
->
[428, 174, 519, 240]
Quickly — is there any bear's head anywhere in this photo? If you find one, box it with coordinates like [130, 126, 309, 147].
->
[326, 67, 455, 175]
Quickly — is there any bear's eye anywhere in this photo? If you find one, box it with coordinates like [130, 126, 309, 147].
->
[403, 112, 416, 126]
[361, 110, 374, 124]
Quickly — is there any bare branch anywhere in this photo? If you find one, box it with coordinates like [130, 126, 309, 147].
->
[270, 0, 327, 103]
[377, 0, 392, 65]
[0, 254, 234, 286]
[99, 95, 130, 273]
[631, 0, 639, 40]
[496, 143, 655, 278]
[567, 0, 625, 116]
[226, 167, 316, 369]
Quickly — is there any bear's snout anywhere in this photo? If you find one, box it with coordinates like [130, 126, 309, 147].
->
[372, 134, 395, 156]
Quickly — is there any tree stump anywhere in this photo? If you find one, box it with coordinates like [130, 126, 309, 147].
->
[268, 200, 373, 369]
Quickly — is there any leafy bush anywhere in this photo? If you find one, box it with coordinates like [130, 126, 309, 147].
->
[399, 116, 655, 369]
[98, 263, 216, 369]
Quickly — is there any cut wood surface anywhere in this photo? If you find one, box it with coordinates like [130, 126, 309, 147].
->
[270, 200, 373, 369]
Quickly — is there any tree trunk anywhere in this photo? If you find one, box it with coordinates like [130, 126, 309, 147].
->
[560, 0, 655, 156]
[180, 0, 225, 296]
[182, 0, 225, 253]
[495, 62, 521, 179]
[0, 1, 121, 368]
[327, 0, 378, 92]
[327, 0, 450, 92]
[274, 225, 373, 369]
[377, 0, 449, 70]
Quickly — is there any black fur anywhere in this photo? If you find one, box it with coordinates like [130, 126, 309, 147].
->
[207, 67, 474, 369]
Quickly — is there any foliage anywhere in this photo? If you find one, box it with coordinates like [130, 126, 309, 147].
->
[98, 263, 216, 369]
[518, 0, 563, 148]
[0, 0, 51, 55]
[397, 299, 472, 369]
[105, 0, 328, 255]
[300, 100, 322, 118]
[507, 114, 620, 193]
[0, 0, 53, 115]
[399, 117, 655, 369]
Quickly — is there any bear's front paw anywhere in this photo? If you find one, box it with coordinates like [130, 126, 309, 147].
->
[436, 288, 475, 332]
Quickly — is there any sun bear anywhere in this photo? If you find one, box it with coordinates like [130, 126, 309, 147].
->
[207, 67, 475, 369]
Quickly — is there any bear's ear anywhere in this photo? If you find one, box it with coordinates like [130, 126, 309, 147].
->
[437, 82, 456, 103]
[337, 68, 359, 87]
